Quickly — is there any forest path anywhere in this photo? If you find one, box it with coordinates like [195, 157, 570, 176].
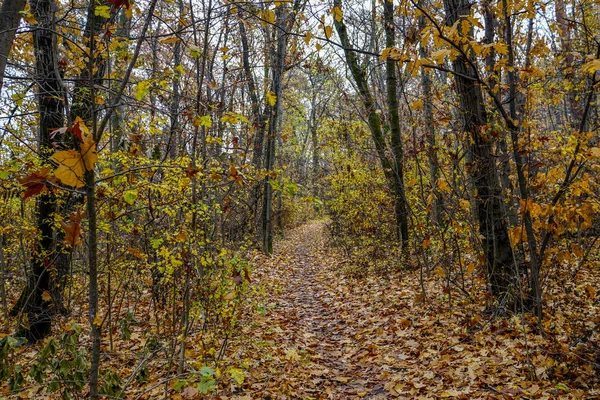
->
[235, 221, 407, 399]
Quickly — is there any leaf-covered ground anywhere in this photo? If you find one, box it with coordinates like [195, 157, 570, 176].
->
[219, 221, 600, 399]
[3, 221, 599, 399]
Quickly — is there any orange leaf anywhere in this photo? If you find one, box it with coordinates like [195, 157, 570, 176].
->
[60, 211, 83, 246]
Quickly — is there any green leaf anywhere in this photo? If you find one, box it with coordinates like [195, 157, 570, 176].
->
[123, 189, 138, 205]
[173, 379, 187, 391]
[197, 377, 216, 394]
[150, 238, 164, 249]
[199, 366, 215, 377]
[285, 182, 298, 196]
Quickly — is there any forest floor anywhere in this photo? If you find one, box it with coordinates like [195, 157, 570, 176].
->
[3, 221, 599, 399]
[217, 221, 599, 399]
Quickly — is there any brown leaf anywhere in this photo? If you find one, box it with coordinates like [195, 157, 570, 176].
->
[181, 386, 198, 399]
[17, 168, 52, 200]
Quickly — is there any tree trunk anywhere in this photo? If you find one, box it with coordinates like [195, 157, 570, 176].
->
[0, 0, 27, 94]
[167, 0, 184, 160]
[502, 0, 541, 317]
[383, 0, 409, 247]
[442, 0, 514, 298]
[24, 0, 65, 341]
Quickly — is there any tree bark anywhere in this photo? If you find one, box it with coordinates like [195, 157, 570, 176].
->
[442, 0, 514, 298]
[24, 0, 65, 341]
[383, 0, 409, 247]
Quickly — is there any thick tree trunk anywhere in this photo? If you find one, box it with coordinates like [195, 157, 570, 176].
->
[23, 0, 65, 341]
[443, 0, 514, 298]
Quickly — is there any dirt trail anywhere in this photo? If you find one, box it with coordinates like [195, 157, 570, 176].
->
[240, 221, 397, 399]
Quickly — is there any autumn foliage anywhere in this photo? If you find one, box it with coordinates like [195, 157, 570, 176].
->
[1, 0, 600, 398]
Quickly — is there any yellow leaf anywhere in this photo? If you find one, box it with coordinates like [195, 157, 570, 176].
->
[134, 80, 151, 101]
[52, 150, 86, 188]
[41, 291, 52, 302]
[588, 147, 600, 158]
[440, 389, 461, 397]
[431, 49, 451, 63]
[161, 36, 180, 44]
[23, 12, 37, 24]
[262, 9, 275, 24]
[324, 25, 333, 40]
[266, 91, 277, 107]
[411, 99, 424, 110]
[466, 262, 475, 276]
[380, 47, 391, 61]
[494, 42, 508, 55]
[333, 376, 352, 383]
[80, 138, 98, 171]
[193, 115, 212, 128]
[93, 313, 102, 328]
[582, 59, 600, 74]
[388, 47, 402, 61]
[220, 112, 249, 124]
[285, 347, 301, 361]
[188, 45, 202, 58]
[434, 266, 446, 278]
[437, 178, 451, 193]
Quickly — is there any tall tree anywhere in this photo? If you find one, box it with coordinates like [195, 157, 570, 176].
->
[442, 0, 514, 298]
[24, 0, 65, 341]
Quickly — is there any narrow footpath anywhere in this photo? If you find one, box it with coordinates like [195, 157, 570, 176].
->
[233, 221, 428, 399]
